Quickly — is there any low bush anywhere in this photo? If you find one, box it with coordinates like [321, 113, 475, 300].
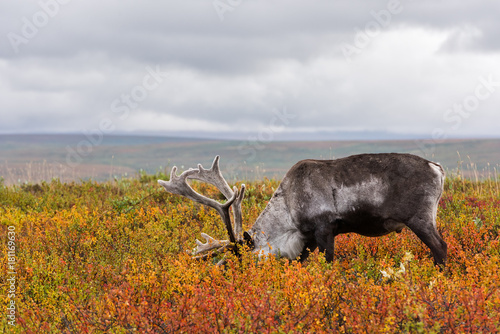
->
[1, 175, 499, 333]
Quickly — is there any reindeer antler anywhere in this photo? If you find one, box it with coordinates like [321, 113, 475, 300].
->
[193, 233, 230, 255]
[187, 156, 246, 240]
[158, 156, 246, 261]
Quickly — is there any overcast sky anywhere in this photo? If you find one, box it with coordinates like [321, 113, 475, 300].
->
[1, 0, 499, 140]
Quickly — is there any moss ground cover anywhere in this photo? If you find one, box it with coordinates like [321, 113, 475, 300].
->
[1, 175, 499, 333]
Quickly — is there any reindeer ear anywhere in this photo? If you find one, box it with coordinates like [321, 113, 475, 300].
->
[243, 231, 254, 249]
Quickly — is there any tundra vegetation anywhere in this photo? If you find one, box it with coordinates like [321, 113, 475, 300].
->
[0, 170, 499, 333]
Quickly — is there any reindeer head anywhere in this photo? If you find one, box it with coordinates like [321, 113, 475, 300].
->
[158, 156, 253, 265]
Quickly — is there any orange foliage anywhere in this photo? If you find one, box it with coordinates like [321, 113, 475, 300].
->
[0, 176, 499, 333]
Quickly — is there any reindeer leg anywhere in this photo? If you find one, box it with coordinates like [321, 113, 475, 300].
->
[298, 238, 317, 262]
[315, 222, 336, 262]
[406, 214, 447, 266]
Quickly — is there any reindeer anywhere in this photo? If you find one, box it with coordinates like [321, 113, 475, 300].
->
[158, 153, 447, 266]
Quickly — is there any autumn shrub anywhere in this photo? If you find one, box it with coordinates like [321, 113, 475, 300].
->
[0, 174, 499, 333]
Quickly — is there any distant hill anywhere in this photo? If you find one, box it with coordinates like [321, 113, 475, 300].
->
[1, 134, 499, 185]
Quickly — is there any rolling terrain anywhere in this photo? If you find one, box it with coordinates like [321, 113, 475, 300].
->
[1, 134, 499, 185]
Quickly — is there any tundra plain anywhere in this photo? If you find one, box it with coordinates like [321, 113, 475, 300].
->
[1, 135, 499, 332]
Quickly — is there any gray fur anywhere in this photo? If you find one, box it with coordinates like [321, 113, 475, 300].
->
[247, 187, 305, 259]
[247, 153, 447, 265]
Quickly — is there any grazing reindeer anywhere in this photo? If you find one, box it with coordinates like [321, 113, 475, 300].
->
[158, 153, 447, 266]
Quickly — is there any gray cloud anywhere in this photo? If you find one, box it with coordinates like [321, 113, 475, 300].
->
[1, 0, 499, 139]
